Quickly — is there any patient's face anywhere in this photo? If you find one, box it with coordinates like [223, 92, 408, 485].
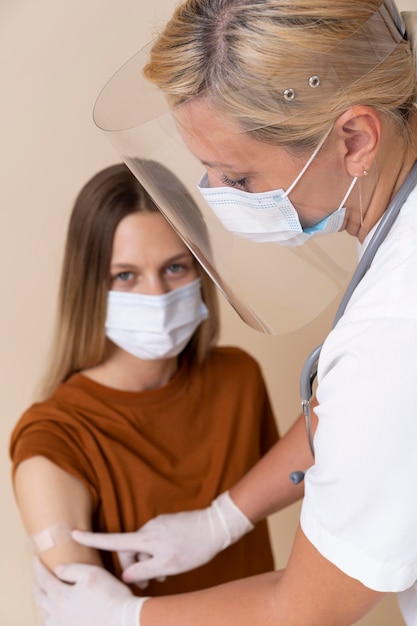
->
[109, 211, 198, 294]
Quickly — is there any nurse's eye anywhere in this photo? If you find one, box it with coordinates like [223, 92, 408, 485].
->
[220, 174, 247, 189]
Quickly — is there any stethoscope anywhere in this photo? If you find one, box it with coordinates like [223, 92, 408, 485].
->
[290, 160, 417, 484]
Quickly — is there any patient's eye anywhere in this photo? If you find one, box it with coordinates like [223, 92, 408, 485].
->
[110, 270, 137, 290]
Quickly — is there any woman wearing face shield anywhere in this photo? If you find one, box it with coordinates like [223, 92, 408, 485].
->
[34, 1, 417, 625]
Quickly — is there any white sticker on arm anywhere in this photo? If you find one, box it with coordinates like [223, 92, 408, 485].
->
[30, 522, 72, 554]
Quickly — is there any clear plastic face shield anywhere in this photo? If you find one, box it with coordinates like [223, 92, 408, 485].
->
[93, 0, 406, 334]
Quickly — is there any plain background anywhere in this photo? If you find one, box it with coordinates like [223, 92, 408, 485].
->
[1, 0, 414, 623]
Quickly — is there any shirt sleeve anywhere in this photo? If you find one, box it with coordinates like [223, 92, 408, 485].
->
[10, 410, 100, 508]
[301, 315, 417, 592]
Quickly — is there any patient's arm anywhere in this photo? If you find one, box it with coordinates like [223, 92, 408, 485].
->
[14, 455, 102, 571]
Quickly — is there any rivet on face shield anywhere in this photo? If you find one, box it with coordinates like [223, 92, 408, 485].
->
[308, 75, 321, 88]
[283, 88, 296, 101]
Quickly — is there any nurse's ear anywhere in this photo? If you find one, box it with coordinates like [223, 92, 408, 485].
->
[334, 106, 381, 177]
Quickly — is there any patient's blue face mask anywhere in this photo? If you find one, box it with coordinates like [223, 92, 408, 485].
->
[198, 130, 357, 247]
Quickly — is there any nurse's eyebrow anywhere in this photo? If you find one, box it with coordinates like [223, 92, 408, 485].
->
[200, 159, 236, 169]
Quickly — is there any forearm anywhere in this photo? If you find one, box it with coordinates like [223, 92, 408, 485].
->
[139, 524, 381, 626]
[141, 571, 283, 626]
[35, 522, 383, 626]
[230, 408, 317, 522]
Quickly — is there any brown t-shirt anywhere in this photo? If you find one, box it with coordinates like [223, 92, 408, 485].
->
[10, 346, 278, 596]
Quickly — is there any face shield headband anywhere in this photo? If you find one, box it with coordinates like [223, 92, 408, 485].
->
[92, 0, 412, 334]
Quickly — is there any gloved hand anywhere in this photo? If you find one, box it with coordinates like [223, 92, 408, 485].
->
[72, 491, 254, 586]
[33, 557, 148, 626]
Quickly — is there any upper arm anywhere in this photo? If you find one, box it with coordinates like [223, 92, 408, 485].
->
[141, 526, 384, 625]
[14, 455, 102, 571]
[277, 526, 384, 625]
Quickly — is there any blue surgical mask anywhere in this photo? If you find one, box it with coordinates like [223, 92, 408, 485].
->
[198, 130, 357, 247]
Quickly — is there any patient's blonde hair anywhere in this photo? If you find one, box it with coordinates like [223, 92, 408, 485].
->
[145, 0, 416, 148]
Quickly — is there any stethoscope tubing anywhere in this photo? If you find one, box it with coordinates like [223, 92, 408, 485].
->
[293, 161, 417, 482]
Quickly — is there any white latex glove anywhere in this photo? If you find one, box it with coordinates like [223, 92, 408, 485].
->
[33, 557, 148, 626]
[72, 491, 254, 586]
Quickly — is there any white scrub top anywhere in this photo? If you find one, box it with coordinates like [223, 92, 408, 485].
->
[300, 183, 417, 624]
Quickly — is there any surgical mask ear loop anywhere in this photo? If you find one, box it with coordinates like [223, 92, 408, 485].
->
[283, 126, 357, 221]
[283, 127, 332, 198]
[338, 176, 358, 213]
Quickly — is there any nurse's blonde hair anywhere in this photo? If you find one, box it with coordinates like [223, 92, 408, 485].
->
[145, 0, 416, 148]
[39, 163, 219, 400]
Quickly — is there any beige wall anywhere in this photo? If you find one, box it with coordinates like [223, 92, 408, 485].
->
[1, 1, 414, 623]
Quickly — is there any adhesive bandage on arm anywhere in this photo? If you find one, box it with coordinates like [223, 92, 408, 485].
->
[30, 522, 73, 555]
